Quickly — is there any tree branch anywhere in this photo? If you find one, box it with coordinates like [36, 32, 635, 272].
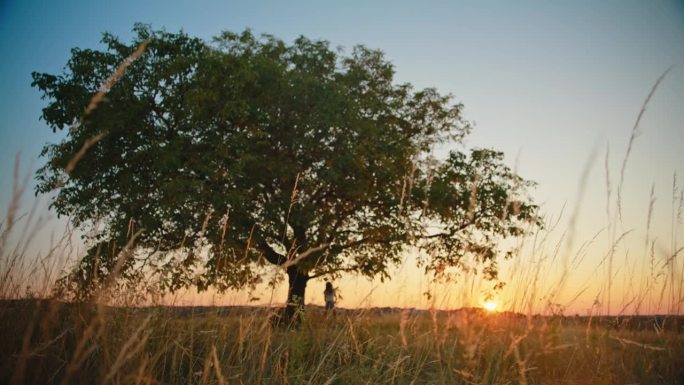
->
[253, 238, 287, 265]
[281, 243, 331, 268]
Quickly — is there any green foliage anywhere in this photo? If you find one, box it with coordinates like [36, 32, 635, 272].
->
[32, 24, 540, 301]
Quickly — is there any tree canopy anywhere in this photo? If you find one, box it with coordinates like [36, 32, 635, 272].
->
[33, 24, 541, 316]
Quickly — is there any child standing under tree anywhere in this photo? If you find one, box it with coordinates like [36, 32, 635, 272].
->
[324, 281, 336, 312]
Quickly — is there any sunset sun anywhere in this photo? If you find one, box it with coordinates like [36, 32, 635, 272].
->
[482, 300, 498, 312]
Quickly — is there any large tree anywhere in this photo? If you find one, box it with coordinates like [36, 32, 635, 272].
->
[33, 25, 540, 321]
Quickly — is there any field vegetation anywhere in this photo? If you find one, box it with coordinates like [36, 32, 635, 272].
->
[1, 299, 682, 384]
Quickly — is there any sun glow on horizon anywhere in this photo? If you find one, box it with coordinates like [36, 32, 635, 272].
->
[482, 300, 498, 312]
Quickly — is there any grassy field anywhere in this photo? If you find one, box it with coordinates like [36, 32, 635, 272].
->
[1, 299, 682, 385]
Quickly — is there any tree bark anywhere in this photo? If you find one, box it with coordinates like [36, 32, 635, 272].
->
[280, 266, 309, 327]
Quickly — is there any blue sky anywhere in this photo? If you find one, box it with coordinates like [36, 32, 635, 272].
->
[1, 1, 683, 311]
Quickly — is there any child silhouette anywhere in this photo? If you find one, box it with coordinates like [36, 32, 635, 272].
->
[324, 281, 336, 312]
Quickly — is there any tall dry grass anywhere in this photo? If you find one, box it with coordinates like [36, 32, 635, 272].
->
[1, 296, 682, 384]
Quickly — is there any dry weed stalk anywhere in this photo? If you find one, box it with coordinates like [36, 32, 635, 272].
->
[64, 40, 149, 175]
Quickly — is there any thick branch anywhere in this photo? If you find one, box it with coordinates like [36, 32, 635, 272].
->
[281, 243, 331, 268]
[253, 238, 287, 265]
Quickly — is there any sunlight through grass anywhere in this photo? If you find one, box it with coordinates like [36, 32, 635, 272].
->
[482, 299, 498, 312]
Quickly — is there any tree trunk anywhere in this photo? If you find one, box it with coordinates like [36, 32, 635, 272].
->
[280, 266, 309, 327]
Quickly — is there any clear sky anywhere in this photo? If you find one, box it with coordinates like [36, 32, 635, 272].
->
[1, 0, 683, 314]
